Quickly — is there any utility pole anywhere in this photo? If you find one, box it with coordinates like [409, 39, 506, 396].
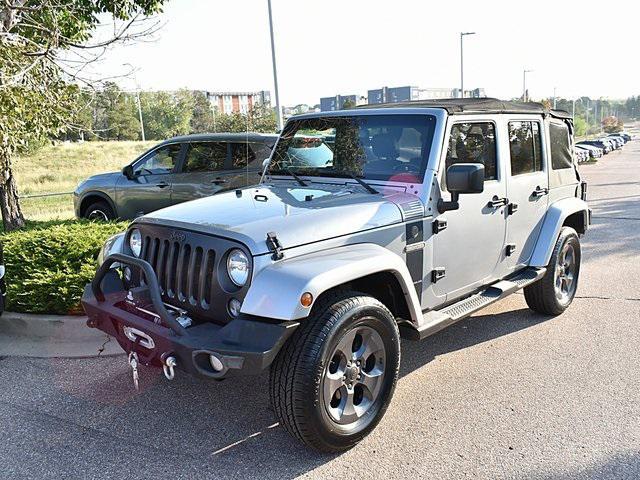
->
[123, 63, 145, 141]
[460, 32, 476, 99]
[267, 0, 283, 131]
[523, 69, 533, 102]
[553, 87, 557, 109]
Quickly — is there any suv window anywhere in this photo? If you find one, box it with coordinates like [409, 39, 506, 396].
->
[549, 122, 573, 170]
[508, 121, 543, 175]
[184, 142, 227, 173]
[445, 122, 497, 180]
[230, 142, 270, 169]
[135, 144, 181, 175]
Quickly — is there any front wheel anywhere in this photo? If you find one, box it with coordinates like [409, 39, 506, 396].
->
[269, 292, 400, 452]
[524, 226, 581, 315]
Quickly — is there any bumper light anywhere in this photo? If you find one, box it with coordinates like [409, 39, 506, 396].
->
[209, 354, 224, 372]
[228, 298, 242, 317]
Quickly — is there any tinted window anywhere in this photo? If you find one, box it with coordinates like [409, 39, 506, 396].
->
[230, 143, 269, 169]
[135, 144, 181, 175]
[508, 121, 543, 175]
[549, 122, 573, 170]
[183, 142, 227, 173]
[445, 122, 497, 180]
[271, 115, 436, 183]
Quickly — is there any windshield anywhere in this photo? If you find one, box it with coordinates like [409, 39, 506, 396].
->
[270, 114, 436, 184]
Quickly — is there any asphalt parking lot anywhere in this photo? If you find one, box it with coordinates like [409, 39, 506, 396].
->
[1, 139, 639, 479]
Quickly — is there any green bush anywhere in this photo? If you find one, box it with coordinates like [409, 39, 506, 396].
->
[1, 220, 128, 315]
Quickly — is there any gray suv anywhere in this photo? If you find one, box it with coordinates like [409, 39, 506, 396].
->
[73, 133, 278, 220]
[83, 99, 590, 452]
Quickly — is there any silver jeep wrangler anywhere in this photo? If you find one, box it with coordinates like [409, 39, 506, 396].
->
[83, 98, 589, 452]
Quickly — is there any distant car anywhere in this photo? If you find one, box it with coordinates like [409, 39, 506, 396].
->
[574, 146, 589, 163]
[607, 135, 626, 147]
[74, 133, 279, 220]
[579, 140, 612, 153]
[575, 144, 603, 159]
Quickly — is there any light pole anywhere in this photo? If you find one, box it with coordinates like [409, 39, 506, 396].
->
[267, 0, 283, 131]
[460, 32, 476, 99]
[522, 69, 533, 102]
[553, 87, 557, 109]
[123, 63, 145, 141]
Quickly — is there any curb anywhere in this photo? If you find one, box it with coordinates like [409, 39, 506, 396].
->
[0, 311, 123, 358]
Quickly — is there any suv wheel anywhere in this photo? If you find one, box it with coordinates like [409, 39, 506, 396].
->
[84, 201, 115, 221]
[524, 226, 581, 315]
[269, 292, 400, 452]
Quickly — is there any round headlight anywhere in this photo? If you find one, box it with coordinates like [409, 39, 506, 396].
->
[129, 228, 142, 257]
[227, 249, 249, 286]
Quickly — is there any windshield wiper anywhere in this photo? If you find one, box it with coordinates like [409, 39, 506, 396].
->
[284, 166, 308, 187]
[342, 172, 378, 194]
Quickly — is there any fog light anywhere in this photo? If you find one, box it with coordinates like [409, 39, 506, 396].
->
[228, 298, 241, 317]
[209, 354, 224, 372]
[123, 266, 132, 282]
[300, 292, 313, 308]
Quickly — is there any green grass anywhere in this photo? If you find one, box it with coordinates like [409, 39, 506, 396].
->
[14, 140, 155, 220]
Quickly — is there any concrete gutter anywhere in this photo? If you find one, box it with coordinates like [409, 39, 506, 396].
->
[0, 311, 123, 358]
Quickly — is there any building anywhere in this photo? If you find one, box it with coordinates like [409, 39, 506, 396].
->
[451, 87, 486, 99]
[205, 90, 271, 115]
[367, 86, 421, 104]
[320, 94, 366, 111]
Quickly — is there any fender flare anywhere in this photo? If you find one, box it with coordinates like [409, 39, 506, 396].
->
[241, 243, 422, 323]
[530, 197, 589, 267]
[79, 191, 118, 218]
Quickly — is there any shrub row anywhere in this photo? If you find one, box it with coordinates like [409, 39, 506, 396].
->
[1, 220, 128, 315]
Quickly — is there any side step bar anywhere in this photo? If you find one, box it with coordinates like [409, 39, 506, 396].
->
[401, 267, 546, 341]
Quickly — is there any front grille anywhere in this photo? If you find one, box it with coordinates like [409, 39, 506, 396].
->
[135, 225, 250, 322]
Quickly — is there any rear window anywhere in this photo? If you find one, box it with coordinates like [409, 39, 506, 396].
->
[549, 122, 573, 170]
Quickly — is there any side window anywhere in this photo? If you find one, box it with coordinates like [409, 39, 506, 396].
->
[508, 121, 543, 175]
[183, 142, 227, 173]
[230, 143, 258, 169]
[445, 122, 497, 180]
[549, 122, 573, 170]
[135, 144, 181, 175]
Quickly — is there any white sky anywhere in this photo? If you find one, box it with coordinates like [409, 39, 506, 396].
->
[93, 0, 640, 106]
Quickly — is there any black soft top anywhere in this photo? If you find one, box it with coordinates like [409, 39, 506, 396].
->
[357, 97, 571, 119]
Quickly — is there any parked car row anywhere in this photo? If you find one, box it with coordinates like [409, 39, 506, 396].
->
[574, 132, 632, 162]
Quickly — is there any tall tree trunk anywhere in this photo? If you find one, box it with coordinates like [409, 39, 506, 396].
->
[0, 146, 25, 231]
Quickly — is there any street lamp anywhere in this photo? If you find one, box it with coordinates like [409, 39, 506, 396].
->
[267, 0, 283, 131]
[522, 69, 533, 102]
[123, 63, 145, 141]
[460, 32, 476, 99]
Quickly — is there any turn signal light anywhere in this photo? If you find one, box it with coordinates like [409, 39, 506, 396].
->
[300, 292, 313, 308]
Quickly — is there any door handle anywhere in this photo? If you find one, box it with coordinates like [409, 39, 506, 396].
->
[532, 186, 549, 197]
[210, 178, 227, 185]
[488, 196, 509, 208]
[156, 182, 170, 189]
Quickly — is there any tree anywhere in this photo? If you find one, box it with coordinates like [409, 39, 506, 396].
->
[0, 0, 165, 230]
[140, 90, 194, 140]
[602, 116, 623, 134]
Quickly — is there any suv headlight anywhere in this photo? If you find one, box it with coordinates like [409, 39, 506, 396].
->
[227, 249, 249, 286]
[129, 228, 142, 257]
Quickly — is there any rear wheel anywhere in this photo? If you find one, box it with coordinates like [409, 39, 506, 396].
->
[83, 201, 115, 221]
[269, 291, 400, 452]
[524, 226, 581, 315]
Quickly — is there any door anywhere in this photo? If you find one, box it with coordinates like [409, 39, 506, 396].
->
[170, 141, 230, 204]
[115, 143, 182, 218]
[431, 120, 508, 301]
[503, 119, 548, 273]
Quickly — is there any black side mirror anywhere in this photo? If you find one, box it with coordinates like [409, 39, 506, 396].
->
[438, 163, 485, 213]
[122, 165, 135, 180]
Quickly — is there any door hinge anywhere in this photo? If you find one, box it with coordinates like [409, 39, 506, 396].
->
[432, 219, 448, 234]
[505, 244, 517, 256]
[507, 203, 519, 216]
[431, 268, 446, 283]
[266, 232, 284, 260]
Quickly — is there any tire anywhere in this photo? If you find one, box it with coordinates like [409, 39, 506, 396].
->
[269, 291, 400, 452]
[83, 201, 115, 221]
[524, 226, 581, 315]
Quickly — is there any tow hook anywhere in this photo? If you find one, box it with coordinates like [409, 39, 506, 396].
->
[162, 354, 177, 381]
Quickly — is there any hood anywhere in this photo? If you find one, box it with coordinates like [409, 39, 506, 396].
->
[139, 182, 422, 255]
[76, 171, 121, 192]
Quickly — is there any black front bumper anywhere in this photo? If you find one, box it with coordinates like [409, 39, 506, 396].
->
[81, 253, 298, 379]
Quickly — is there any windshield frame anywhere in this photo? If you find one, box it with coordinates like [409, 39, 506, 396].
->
[268, 110, 440, 185]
